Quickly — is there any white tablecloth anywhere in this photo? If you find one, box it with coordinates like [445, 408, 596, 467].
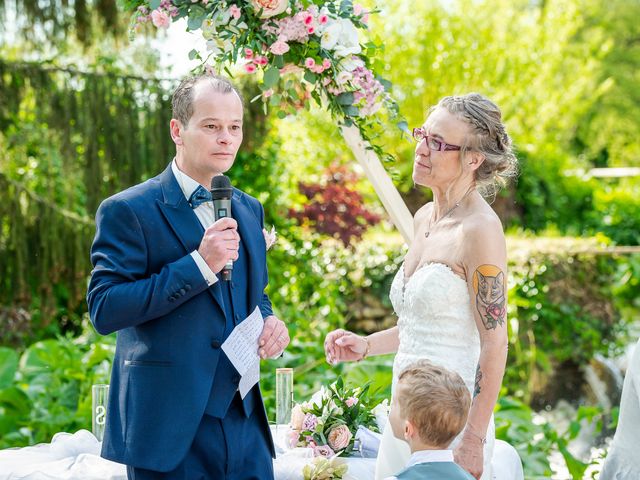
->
[0, 428, 375, 480]
[0, 429, 522, 479]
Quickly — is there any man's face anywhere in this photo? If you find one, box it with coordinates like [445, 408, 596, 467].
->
[173, 82, 244, 182]
[389, 384, 408, 442]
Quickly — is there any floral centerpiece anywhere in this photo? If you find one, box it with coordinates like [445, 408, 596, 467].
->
[122, 0, 407, 161]
[290, 377, 381, 458]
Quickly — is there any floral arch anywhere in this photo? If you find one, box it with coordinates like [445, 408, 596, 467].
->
[124, 0, 414, 242]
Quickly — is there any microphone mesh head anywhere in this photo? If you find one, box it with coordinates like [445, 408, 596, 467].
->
[211, 175, 232, 190]
[210, 175, 233, 200]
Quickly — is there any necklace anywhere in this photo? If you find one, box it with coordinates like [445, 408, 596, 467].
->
[424, 188, 474, 238]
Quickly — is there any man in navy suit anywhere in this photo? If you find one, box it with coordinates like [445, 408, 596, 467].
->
[87, 73, 289, 479]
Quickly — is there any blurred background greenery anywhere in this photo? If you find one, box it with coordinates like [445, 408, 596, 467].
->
[1, 0, 639, 478]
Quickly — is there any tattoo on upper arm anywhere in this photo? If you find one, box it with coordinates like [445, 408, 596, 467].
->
[474, 365, 482, 398]
[473, 264, 506, 330]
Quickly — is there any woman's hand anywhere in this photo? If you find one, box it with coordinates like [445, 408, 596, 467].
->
[453, 433, 484, 479]
[324, 329, 368, 364]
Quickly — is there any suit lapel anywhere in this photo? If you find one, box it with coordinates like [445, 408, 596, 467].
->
[156, 165, 226, 315]
[233, 189, 265, 310]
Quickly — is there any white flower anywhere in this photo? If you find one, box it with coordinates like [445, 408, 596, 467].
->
[320, 19, 362, 58]
[338, 55, 364, 73]
[320, 20, 341, 50]
[336, 70, 352, 85]
[263, 226, 277, 250]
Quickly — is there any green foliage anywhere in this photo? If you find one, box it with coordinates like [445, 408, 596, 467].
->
[495, 397, 608, 480]
[0, 322, 114, 448]
[588, 182, 640, 245]
[505, 243, 631, 402]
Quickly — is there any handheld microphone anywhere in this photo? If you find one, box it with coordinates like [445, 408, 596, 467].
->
[211, 175, 234, 281]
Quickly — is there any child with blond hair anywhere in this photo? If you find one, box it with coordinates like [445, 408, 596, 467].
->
[384, 360, 474, 480]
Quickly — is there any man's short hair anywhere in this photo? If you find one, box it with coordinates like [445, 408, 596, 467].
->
[171, 73, 244, 126]
[396, 360, 471, 447]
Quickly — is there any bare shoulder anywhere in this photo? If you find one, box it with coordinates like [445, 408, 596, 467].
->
[461, 205, 506, 259]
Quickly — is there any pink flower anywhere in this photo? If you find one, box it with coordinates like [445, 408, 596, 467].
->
[255, 56, 269, 66]
[245, 64, 257, 74]
[290, 404, 305, 429]
[263, 89, 274, 98]
[353, 3, 364, 15]
[229, 4, 242, 19]
[305, 57, 316, 69]
[151, 9, 170, 29]
[313, 445, 335, 457]
[250, 0, 288, 18]
[303, 13, 314, 25]
[307, 26, 315, 34]
[270, 40, 290, 55]
[487, 304, 506, 321]
[244, 48, 254, 59]
[279, 64, 303, 75]
[345, 396, 358, 407]
[327, 424, 352, 451]
[302, 413, 318, 431]
[318, 14, 328, 24]
[288, 429, 300, 448]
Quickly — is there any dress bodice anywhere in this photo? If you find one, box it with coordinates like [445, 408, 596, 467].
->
[390, 262, 481, 395]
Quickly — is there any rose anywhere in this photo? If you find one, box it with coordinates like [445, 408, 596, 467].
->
[250, 0, 288, 18]
[288, 429, 301, 448]
[312, 444, 335, 458]
[302, 413, 319, 431]
[327, 424, 352, 451]
[487, 304, 505, 321]
[291, 404, 305, 430]
[228, 4, 241, 20]
[270, 40, 290, 55]
[150, 9, 170, 28]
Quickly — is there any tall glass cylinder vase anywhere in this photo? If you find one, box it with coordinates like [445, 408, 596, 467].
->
[275, 368, 293, 427]
[92, 384, 109, 442]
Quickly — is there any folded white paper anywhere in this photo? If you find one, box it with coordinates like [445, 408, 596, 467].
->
[222, 306, 264, 398]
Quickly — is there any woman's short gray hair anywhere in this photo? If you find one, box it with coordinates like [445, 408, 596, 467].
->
[171, 73, 244, 126]
[435, 93, 518, 198]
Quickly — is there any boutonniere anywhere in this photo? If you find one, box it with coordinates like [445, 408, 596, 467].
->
[262, 226, 277, 251]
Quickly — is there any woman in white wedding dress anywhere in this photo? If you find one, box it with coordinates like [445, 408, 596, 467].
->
[325, 93, 518, 480]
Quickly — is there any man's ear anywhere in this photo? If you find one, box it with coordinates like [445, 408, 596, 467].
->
[170, 119, 184, 146]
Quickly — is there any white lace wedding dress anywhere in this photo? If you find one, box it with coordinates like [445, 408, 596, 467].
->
[375, 262, 495, 480]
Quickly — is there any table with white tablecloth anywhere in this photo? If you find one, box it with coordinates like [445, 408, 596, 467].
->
[0, 428, 522, 480]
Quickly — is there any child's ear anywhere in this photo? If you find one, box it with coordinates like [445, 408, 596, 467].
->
[404, 420, 415, 441]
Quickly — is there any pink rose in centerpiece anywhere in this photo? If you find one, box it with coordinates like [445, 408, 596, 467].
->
[250, 0, 288, 18]
[244, 48, 254, 59]
[313, 444, 335, 457]
[345, 396, 358, 407]
[327, 424, 352, 451]
[305, 58, 316, 69]
[288, 429, 300, 448]
[245, 64, 257, 74]
[290, 404, 305, 430]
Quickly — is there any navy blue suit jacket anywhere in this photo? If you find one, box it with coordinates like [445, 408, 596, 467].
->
[87, 163, 275, 471]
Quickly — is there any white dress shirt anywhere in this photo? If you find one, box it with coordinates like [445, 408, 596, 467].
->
[171, 160, 218, 286]
[384, 449, 455, 480]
